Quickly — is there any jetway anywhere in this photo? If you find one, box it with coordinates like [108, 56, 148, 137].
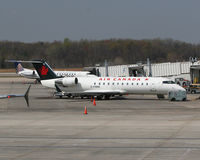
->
[190, 65, 200, 84]
[92, 64, 144, 77]
[85, 60, 200, 81]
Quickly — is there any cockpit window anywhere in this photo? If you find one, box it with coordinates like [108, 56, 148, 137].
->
[163, 81, 175, 84]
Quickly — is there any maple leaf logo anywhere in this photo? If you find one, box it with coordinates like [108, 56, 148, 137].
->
[39, 66, 48, 75]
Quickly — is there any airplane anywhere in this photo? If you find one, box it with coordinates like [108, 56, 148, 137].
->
[6, 60, 95, 81]
[26, 60, 186, 101]
[0, 85, 31, 107]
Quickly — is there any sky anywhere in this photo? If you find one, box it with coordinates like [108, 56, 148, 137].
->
[0, 0, 200, 43]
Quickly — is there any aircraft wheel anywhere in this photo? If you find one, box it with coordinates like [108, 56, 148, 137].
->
[157, 94, 165, 99]
[171, 98, 176, 101]
[104, 95, 110, 100]
[97, 96, 103, 100]
[191, 90, 196, 94]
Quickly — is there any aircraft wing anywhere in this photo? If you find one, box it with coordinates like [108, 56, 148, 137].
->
[0, 95, 10, 98]
[55, 84, 126, 96]
[0, 94, 23, 99]
[0, 85, 31, 107]
[82, 89, 127, 95]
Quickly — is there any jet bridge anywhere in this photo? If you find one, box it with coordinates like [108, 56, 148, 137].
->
[86, 64, 145, 77]
[190, 65, 200, 84]
[128, 65, 145, 77]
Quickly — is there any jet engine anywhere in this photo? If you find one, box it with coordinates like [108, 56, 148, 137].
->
[61, 77, 78, 87]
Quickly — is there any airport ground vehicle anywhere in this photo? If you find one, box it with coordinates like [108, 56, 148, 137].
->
[168, 90, 187, 101]
[189, 84, 200, 94]
[175, 78, 190, 92]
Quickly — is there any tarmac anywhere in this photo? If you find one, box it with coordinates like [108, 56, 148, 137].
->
[0, 77, 200, 160]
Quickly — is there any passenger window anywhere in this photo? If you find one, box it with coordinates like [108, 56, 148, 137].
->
[137, 83, 138, 85]
[127, 83, 129, 85]
[103, 83, 105, 85]
[112, 83, 114, 85]
[94, 82, 96, 85]
[146, 83, 148, 85]
[99, 83, 101, 85]
[108, 83, 110, 85]
[141, 83, 143, 85]
[122, 83, 124, 85]
[132, 83, 134, 85]
[117, 83, 119, 85]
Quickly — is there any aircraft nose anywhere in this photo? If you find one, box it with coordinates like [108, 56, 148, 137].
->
[175, 85, 186, 92]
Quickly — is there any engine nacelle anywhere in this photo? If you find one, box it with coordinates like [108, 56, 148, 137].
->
[62, 77, 78, 87]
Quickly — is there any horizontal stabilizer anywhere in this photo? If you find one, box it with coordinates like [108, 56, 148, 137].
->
[6, 60, 43, 63]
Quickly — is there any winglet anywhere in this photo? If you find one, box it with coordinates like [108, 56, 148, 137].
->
[24, 85, 31, 107]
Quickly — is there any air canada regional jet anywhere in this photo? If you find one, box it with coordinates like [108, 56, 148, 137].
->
[6, 60, 94, 81]
[26, 60, 186, 101]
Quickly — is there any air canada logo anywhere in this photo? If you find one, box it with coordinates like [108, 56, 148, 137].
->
[39, 66, 48, 75]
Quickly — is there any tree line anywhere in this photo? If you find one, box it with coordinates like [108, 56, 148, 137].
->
[0, 38, 200, 69]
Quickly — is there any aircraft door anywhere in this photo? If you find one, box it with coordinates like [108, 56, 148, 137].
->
[149, 82, 158, 93]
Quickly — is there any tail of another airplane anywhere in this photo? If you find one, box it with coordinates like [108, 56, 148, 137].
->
[32, 60, 59, 80]
[5, 60, 24, 73]
[14, 62, 24, 73]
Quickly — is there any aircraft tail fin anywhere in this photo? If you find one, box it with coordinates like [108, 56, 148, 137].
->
[32, 60, 58, 80]
[14, 62, 24, 73]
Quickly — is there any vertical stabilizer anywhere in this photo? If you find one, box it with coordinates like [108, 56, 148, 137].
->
[14, 62, 24, 73]
[32, 60, 58, 80]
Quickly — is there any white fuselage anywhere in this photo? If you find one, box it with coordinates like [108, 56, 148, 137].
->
[41, 76, 186, 96]
[18, 69, 93, 79]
